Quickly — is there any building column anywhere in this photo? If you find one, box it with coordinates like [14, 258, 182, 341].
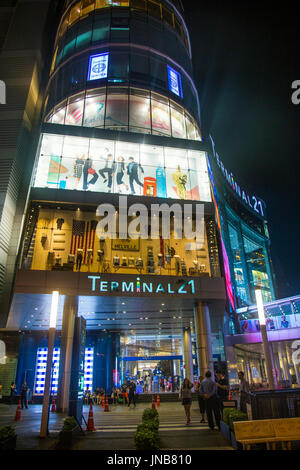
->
[56, 295, 78, 413]
[278, 342, 292, 382]
[193, 302, 214, 377]
[272, 344, 284, 383]
[182, 327, 193, 383]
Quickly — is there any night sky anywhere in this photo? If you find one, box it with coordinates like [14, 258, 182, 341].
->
[182, 0, 300, 299]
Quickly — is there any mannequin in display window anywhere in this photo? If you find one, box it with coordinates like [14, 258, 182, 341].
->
[76, 249, 83, 271]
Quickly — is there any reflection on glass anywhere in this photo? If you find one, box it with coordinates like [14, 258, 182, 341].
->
[171, 106, 186, 139]
[105, 93, 128, 129]
[129, 95, 151, 130]
[151, 99, 171, 136]
[65, 95, 84, 126]
[83, 93, 106, 127]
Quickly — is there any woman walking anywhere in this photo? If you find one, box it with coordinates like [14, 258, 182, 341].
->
[180, 378, 193, 425]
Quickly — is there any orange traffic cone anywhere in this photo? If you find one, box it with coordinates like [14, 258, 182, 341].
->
[51, 397, 56, 412]
[86, 402, 96, 431]
[152, 395, 156, 410]
[102, 394, 105, 408]
[104, 396, 110, 412]
[228, 390, 232, 401]
[14, 400, 21, 421]
[156, 394, 160, 407]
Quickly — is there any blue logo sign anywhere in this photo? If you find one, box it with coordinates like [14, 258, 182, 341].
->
[167, 65, 183, 98]
[87, 53, 109, 81]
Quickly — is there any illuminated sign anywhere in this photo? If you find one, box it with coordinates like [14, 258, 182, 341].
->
[167, 65, 183, 98]
[87, 53, 109, 81]
[88, 275, 195, 295]
[209, 135, 265, 217]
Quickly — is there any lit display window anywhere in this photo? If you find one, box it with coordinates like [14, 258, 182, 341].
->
[87, 53, 109, 81]
[33, 347, 94, 395]
[45, 88, 201, 140]
[34, 134, 211, 201]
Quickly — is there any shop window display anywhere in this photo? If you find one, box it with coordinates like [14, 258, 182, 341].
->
[34, 134, 211, 202]
[22, 205, 211, 277]
[44, 88, 201, 140]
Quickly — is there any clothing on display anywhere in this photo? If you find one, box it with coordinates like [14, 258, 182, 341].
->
[56, 218, 64, 230]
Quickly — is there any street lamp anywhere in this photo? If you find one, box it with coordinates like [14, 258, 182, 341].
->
[255, 288, 276, 389]
[40, 291, 59, 438]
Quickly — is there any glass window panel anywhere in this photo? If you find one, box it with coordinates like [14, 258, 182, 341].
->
[63, 38, 77, 58]
[185, 114, 197, 140]
[95, 0, 108, 8]
[59, 14, 70, 38]
[75, 30, 92, 50]
[52, 102, 67, 125]
[105, 93, 128, 129]
[69, 2, 82, 26]
[162, 5, 174, 27]
[140, 143, 164, 168]
[165, 165, 189, 200]
[170, 105, 186, 139]
[89, 138, 115, 163]
[83, 93, 106, 127]
[109, 53, 129, 79]
[34, 135, 64, 188]
[92, 18, 110, 41]
[131, 0, 147, 11]
[148, 0, 162, 20]
[65, 93, 84, 126]
[164, 147, 188, 170]
[81, 0, 95, 17]
[151, 99, 171, 136]
[129, 94, 150, 130]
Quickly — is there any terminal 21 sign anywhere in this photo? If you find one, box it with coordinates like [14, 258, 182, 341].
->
[88, 275, 196, 296]
[209, 135, 265, 217]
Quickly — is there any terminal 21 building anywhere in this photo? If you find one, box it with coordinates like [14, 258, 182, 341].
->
[0, 0, 294, 405]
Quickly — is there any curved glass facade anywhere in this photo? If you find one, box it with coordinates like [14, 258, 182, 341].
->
[54, 0, 190, 64]
[45, 87, 201, 139]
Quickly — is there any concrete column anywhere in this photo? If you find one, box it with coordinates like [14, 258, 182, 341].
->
[272, 344, 284, 383]
[193, 302, 214, 377]
[182, 327, 193, 383]
[56, 296, 78, 413]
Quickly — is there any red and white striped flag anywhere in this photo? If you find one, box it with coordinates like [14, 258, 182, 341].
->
[70, 220, 97, 263]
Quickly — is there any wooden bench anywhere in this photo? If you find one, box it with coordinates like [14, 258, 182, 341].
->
[234, 418, 300, 450]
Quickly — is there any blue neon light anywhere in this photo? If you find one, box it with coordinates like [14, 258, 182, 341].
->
[167, 65, 183, 98]
[87, 53, 109, 81]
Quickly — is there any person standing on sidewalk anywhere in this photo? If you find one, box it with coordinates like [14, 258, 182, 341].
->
[199, 371, 221, 431]
[20, 382, 28, 409]
[179, 378, 194, 425]
[215, 370, 228, 415]
[128, 381, 136, 409]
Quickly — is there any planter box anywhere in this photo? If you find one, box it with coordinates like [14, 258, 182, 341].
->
[58, 425, 82, 448]
[230, 431, 243, 450]
[220, 421, 231, 443]
[0, 435, 17, 451]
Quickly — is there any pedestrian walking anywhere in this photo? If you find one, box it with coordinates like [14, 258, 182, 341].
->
[179, 378, 193, 425]
[20, 382, 28, 409]
[199, 371, 221, 431]
[128, 381, 136, 408]
[196, 376, 206, 423]
[10, 382, 17, 405]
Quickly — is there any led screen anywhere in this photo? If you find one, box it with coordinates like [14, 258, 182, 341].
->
[167, 65, 183, 98]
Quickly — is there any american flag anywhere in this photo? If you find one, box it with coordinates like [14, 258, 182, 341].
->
[70, 220, 97, 264]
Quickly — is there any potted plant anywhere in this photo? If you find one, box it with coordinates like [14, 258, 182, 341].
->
[0, 426, 17, 451]
[134, 408, 160, 450]
[58, 416, 81, 448]
[227, 409, 248, 450]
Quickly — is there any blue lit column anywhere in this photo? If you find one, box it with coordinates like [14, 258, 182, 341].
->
[182, 327, 193, 384]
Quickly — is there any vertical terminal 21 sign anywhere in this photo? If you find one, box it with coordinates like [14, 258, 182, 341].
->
[209, 135, 265, 217]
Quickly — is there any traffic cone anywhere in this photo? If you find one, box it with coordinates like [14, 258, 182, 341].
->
[86, 402, 96, 431]
[104, 396, 110, 412]
[14, 400, 21, 421]
[156, 394, 160, 407]
[51, 397, 56, 412]
[152, 395, 156, 410]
